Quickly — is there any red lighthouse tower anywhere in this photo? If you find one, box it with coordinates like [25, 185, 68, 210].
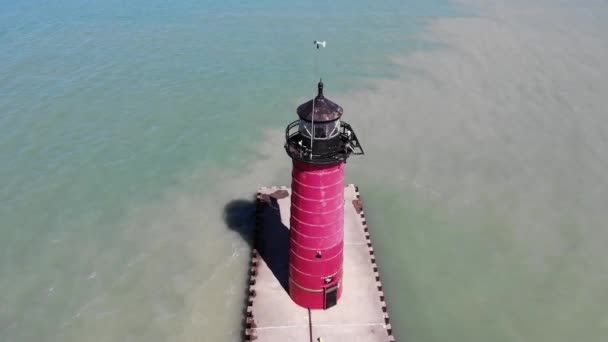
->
[284, 80, 364, 309]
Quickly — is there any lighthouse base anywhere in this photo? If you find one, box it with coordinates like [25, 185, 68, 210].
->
[244, 184, 395, 342]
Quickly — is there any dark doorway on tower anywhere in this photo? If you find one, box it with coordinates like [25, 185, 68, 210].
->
[324, 284, 338, 309]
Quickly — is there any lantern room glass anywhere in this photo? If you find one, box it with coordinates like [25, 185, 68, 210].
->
[299, 120, 340, 140]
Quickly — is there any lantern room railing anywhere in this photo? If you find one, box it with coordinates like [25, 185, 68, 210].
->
[285, 120, 364, 164]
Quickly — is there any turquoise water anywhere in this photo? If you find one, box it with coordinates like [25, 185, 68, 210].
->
[0, 1, 457, 341]
[3, 0, 608, 341]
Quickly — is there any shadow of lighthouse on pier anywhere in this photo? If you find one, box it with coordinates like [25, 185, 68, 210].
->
[223, 193, 289, 291]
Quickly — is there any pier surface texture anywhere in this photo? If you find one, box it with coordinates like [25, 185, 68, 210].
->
[244, 184, 394, 341]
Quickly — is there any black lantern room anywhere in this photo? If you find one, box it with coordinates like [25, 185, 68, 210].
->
[285, 80, 364, 164]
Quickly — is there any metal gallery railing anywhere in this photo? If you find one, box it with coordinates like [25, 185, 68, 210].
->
[284, 120, 364, 163]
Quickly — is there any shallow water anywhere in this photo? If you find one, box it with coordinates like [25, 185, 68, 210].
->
[1, 0, 607, 341]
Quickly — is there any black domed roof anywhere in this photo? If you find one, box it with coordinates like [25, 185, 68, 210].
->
[296, 81, 343, 122]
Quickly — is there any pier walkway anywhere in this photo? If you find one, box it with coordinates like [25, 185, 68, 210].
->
[244, 184, 395, 341]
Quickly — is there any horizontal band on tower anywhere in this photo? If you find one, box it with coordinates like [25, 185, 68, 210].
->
[291, 189, 344, 202]
[291, 176, 345, 189]
[291, 202, 344, 215]
[289, 277, 324, 293]
[290, 214, 342, 227]
[289, 239, 344, 258]
[290, 261, 343, 278]
[292, 167, 343, 177]
[290, 226, 344, 241]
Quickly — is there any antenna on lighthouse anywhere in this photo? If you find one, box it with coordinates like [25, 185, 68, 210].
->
[310, 40, 326, 158]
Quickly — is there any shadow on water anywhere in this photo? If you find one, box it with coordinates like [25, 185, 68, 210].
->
[223, 198, 257, 247]
[223, 198, 258, 339]
[223, 195, 289, 291]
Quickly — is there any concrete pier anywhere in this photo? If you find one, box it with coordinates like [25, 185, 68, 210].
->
[244, 184, 395, 341]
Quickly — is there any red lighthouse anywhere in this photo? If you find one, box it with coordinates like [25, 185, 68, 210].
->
[284, 80, 364, 309]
